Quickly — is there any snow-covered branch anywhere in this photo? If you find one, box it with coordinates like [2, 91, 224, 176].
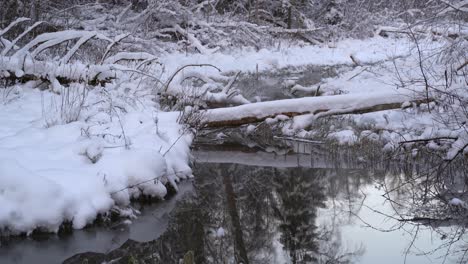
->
[0, 23, 161, 86]
[438, 0, 468, 15]
[173, 24, 219, 54]
[1, 21, 43, 56]
[0, 17, 30, 38]
[14, 30, 112, 59]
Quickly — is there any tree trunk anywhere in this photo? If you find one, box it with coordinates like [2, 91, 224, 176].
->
[203, 93, 432, 127]
[223, 173, 250, 264]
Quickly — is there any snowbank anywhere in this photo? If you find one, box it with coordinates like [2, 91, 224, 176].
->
[0, 85, 192, 235]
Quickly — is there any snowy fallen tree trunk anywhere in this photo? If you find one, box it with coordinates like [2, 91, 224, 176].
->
[376, 25, 468, 40]
[0, 53, 159, 86]
[0, 57, 117, 86]
[202, 92, 431, 127]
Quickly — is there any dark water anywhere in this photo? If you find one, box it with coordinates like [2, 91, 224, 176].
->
[1, 146, 467, 264]
[64, 147, 468, 264]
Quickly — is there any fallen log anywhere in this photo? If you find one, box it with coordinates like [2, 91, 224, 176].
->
[1, 69, 111, 86]
[0, 56, 117, 86]
[376, 25, 468, 40]
[202, 92, 432, 128]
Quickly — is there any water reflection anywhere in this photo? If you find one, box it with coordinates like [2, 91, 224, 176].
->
[162, 161, 375, 264]
[61, 146, 468, 264]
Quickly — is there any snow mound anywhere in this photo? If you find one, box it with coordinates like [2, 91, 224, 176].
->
[449, 198, 465, 207]
[0, 86, 192, 235]
[0, 159, 77, 234]
[328, 130, 358, 145]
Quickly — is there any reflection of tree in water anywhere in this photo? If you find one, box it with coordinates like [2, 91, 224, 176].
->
[189, 163, 367, 264]
[202, 164, 281, 264]
[352, 153, 468, 263]
[140, 162, 369, 264]
[228, 166, 277, 264]
[315, 169, 371, 264]
[64, 143, 466, 264]
[271, 168, 326, 263]
[197, 164, 328, 264]
[64, 160, 369, 264]
[150, 197, 207, 263]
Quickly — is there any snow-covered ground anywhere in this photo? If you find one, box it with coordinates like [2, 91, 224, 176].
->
[0, 82, 192, 235]
[160, 36, 412, 75]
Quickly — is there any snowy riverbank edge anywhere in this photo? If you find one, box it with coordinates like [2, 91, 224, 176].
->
[0, 85, 193, 235]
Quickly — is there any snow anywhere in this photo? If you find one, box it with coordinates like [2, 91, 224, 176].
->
[216, 227, 225, 237]
[328, 129, 358, 145]
[246, 124, 257, 134]
[159, 36, 412, 75]
[1, 21, 43, 56]
[0, 55, 117, 84]
[103, 52, 157, 64]
[173, 24, 220, 54]
[204, 91, 420, 128]
[0, 17, 30, 37]
[439, 1, 468, 15]
[183, 33, 465, 159]
[449, 198, 465, 206]
[60, 32, 98, 63]
[0, 84, 192, 234]
[0, 24, 465, 236]
[446, 131, 468, 160]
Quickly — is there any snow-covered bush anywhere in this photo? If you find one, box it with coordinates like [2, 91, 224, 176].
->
[2, 0, 459, 55]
